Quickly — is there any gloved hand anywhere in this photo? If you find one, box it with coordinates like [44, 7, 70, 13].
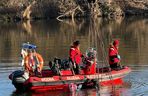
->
[117, 55, 121, 60]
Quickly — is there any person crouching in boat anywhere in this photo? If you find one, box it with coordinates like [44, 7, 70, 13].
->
[83, 48, 97, 75]
[109, 40, 121, 70]
[24, 50, 44, 76]
[69, 40, 83, 74]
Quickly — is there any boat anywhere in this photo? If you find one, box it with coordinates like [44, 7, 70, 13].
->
[9, 43, 131, 92]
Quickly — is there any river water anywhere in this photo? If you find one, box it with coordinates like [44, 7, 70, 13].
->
[0, 17, 148, 96]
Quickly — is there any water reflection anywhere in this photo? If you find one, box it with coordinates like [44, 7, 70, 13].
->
[0, 17, 148, 67]
[10, 81, 131, 96]
[0, 17, 148, 95]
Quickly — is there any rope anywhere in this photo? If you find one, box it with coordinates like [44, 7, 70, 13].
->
[89, 18, 116, 92]
[98, 27, 116, 92]
[97, 30, 116, 91]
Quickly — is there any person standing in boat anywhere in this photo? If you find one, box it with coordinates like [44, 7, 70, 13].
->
[109, 40, 121, 70]
[69, 40, 83, 74]
[24, 50, 44, 76]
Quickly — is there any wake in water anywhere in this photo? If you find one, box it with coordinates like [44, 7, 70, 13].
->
[124, 64, 148, 96]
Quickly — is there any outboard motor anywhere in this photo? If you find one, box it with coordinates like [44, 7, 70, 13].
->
[10, 70, 29, 83]
[49, 58, 62, 75]
[49, 58, 72, 75]
[61, 59, 71, 70]
[9, 70, 29, 91]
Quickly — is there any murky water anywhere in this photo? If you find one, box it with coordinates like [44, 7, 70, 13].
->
[0, 17, 148, 96]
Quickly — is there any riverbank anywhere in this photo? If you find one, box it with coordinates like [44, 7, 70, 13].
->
[0, 0, 148, 22]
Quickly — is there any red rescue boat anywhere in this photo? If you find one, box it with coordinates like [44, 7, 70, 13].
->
[9, 43, 131, 92]
[9, 66, 131, 92]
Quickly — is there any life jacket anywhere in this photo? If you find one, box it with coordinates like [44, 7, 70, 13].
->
[109, 46, 120, 64]
[69, 46, 82, 65]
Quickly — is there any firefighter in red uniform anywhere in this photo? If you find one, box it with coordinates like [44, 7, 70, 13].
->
[109, 40, 121, 70]
[69, 40, 83, 74]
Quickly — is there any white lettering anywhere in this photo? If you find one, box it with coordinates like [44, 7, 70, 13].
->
[66, 76, 80, 80]
[41, 78, 55, 82]
[86, 75, 98, 79]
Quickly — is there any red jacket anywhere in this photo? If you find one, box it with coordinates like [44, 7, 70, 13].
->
[69, 46, 83, 64]
[109, 46, 120, 64]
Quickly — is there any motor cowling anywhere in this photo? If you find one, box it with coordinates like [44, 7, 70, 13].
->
[10, 70, 29, 84]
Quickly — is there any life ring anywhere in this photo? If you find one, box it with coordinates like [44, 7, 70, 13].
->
[24, 52, 44, 74]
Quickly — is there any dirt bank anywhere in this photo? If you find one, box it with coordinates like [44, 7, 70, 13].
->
[0, 0, 148, 21]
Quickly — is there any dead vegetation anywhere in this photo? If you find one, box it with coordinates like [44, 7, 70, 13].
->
[0, 0, 148, 21]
